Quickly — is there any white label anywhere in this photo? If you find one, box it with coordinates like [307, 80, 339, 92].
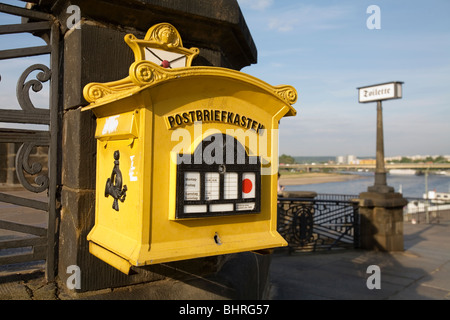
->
[184, 172, 200, 200]
[184, 205, 207, 214]
[210, 203, 234, 212]
[236, 202, 255, 211]
[205, 172, 220, 200]
[224, 172, 238, 199]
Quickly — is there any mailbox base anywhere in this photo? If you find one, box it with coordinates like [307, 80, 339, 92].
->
[89, 242, 133, 275]
[88, 231, 286, 275]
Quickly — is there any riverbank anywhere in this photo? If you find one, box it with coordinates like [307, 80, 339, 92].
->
[279, 172, 364, 186]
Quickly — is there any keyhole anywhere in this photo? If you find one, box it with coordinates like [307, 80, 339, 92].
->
[214, 232, 222, 245]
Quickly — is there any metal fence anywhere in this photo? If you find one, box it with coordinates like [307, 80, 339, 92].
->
[0, 3, 60, 281]
[315, 193, 359, 202]
[277, 195, 360, 252]
[404, 197, 450, 224]
[277, 193, 450, 253]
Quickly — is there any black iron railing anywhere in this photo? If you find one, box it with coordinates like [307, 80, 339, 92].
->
[404, 197, 450, 224]
[277, 196, 360, 252]
[0, 2, 60, 281]
[315, 193, 359, 202]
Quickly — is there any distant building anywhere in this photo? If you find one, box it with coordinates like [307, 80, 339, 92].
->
[385, 156, 402, 161]
[336, 155, 359, 165]
[347, 155, 358, 164]
[336, 155, 345, 164]
[359, 159, 376, 165]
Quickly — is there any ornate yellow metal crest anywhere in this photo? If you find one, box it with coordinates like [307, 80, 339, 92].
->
[124, 23, 200, 68]
[82, 23, 297, 115]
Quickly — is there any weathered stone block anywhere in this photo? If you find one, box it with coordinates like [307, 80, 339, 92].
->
[359, 191, 406, 252]
[63, 22, 136, 109]
[61, 107, 96, 190]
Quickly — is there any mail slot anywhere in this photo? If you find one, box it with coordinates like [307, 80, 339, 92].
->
[81, 23, 297, 274]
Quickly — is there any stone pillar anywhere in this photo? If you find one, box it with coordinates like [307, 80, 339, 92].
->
[358, 192, 407, 251]
[368, 101, 394, 194]
[358, 99, 407, 252]
[38, 0, 270, 298]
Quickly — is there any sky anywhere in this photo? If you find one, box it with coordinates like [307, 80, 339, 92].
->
[0, 0, 449, 158]
[236, 0, 450, 157]
[0, 0, 51, 132]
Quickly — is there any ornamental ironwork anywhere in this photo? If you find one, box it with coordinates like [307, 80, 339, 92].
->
[278, 196, 360, 252]
[0, 2, 60, 281]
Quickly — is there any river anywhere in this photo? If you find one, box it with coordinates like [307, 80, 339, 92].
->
[284, 172, 450, 199]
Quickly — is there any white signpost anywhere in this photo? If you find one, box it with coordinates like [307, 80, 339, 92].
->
[358, 81, 403, 193]
[358, 81, 403, 103]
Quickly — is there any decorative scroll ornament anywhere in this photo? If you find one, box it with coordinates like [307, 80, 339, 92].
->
[11, 64, 52, 193]
[275, 85, 298, 105]
[17, 64, 51, 112]
[84, 84, 114, 101]
[15, 142, 49, 193]
[129, 61, 171, 86]
[83, 78, 136, 103]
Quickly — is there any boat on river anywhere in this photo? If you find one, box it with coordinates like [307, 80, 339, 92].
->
[389, 169, 417, 175]
[424, 191, 450, 204]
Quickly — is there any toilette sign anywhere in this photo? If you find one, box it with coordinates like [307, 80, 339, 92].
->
[358, 81, 403, 103]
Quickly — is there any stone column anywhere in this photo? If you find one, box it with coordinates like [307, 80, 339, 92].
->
[368, 101, 394, 194]
[359, 100, 407, 252]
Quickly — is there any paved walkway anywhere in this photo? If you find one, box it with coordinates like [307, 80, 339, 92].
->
[1, 219, 449, 300]
[269, 220, 450, 300]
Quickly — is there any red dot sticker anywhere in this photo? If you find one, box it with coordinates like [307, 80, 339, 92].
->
[242, 178, 253, 194]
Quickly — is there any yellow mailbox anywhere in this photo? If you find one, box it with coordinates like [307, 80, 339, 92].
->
[82, 23, 297, 274]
